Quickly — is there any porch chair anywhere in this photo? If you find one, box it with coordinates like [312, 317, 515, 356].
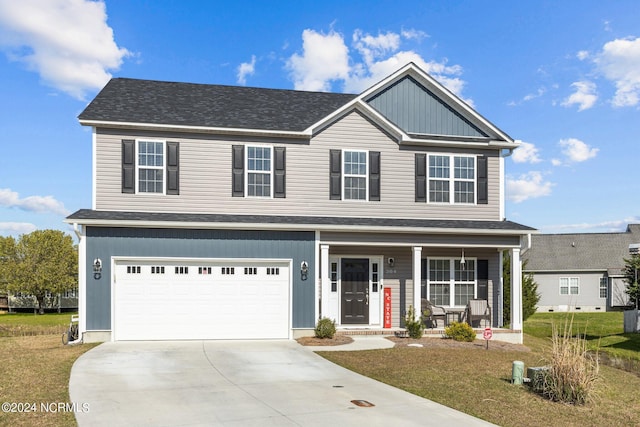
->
[421, 299, 447, 328]
[465, 299, 491, 328]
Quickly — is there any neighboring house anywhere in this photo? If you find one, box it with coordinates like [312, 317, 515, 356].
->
[524, 224, 640, 312]
[6, 290, 78, 312]
[65, 63, 534, 343]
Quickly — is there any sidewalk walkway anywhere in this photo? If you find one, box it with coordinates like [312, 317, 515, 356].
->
[304, 335, 396, 351]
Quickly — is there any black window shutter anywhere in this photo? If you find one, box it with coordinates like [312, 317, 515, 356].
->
[415, 153, 426, 202]
[122, 139, 135, 194]
[477, 155, 488, 204]
[329, 149, 342, 200]
[369, 151, 380, 201]
[166, 142, 179, 195]
[232, 145, 244, 197]
[274, 147, 286, 198]
[477, 259, 489, 300]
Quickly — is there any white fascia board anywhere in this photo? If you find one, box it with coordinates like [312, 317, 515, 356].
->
[79, 119, 311, 139]
[64, 217, 532, 236]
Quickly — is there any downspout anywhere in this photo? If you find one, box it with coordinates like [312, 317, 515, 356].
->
[70, 223, 85, 345]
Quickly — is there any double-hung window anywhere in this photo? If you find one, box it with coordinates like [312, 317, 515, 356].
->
[427, 154, 475, 204]
[247, 146, 272, 197]
[599, 277, 608, 299]
[343, 150, 367, 200]
[427, 257, 477, 306]
[559, 277, 579, 295]
[137, 140, 165, 193]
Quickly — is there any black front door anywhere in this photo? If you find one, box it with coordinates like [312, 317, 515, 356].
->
[341, 258, 369, 324]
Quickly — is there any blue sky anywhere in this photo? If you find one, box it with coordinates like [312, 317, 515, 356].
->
[0, 0, 639, 237]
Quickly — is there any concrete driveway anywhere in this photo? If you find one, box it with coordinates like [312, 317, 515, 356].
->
[70, 340, 495, 426]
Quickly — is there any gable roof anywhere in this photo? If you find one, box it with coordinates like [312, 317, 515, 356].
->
[524, 224, 640, 274]
[78, 63, 518, 149]
[79, 78, 356, 133]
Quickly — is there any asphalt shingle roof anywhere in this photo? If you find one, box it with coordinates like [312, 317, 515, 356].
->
[78, 78, 358, 132]
[524, 224, 640, 274]
[67, 209, 535, 233]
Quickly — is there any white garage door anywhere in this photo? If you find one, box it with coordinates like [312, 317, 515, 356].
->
[113, 259, 290, 340]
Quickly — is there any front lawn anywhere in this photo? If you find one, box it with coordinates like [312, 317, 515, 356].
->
[0, 313, 97, 427]
[319, 312, 640, 427]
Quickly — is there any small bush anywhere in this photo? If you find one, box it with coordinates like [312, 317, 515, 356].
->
[444, 321, 476, 342]
[314, 317, 336, 339]
[404, 305, 424, 339]
[542, 318, 599, 404]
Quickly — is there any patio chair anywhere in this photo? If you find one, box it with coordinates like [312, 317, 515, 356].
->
[421, 299, 447, 328]
[465, 299, 491, 328]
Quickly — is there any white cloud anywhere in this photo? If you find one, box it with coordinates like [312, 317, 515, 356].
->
[543, 216, 640, 233]
[558, 138, 599, 162]
[506, 171, 553, 203]
[561, 81, 598, 111]
[237, 55, 256, 85]
[0, 0, 130, 99]
[512, 141, 542, 164]
[576, 50, 590, 60]
[595, 37, 640, 107]
[0, 188, 69, 215]
[401, 28, 428, 41]
[551, 158, 562, 166]
[0, 222, 37, 236]
[285, 29, 350, 92]
[285, 28, 470, 104]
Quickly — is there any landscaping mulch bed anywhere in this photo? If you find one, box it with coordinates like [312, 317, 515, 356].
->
[296, 335, 354, 346]
[387, 336, 531, 352]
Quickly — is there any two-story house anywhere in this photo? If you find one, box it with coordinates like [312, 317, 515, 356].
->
[66, 63, 534, 343]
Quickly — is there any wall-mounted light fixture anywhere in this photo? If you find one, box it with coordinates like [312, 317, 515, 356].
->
[387, 257, 395, 268]
[93, 258, 102, 280]
[300, 261, 309, 281]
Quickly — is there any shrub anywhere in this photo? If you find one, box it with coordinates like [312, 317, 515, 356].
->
[444, 321, 476, 342]
[542, 318, 599, 404]
[404, 305, 425, 339]
[314, 317, 336, 339]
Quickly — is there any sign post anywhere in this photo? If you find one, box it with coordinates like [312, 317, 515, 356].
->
[483, 327, 493, 350]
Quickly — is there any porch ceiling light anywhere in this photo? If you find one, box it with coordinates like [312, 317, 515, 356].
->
[460, 249, 466, 266]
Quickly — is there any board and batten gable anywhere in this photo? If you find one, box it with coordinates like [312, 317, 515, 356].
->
[93, 110, 502, 220]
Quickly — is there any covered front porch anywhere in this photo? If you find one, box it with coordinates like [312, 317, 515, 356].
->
[316, 227, 530, 344]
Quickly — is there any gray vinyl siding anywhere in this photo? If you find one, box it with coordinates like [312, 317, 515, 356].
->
[84, 227, 315, 331]
[532, 271, 609, 312]
[94, 111, 501, 220]
[366, 76, 487, 137]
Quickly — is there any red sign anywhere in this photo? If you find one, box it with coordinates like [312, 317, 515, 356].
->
[483, 327, 493, 340]
[383, 288, 392, 328]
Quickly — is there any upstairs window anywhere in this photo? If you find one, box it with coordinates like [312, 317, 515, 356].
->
[247, 146, 272, 197]
[416, 154, 484, 204]
[428, 154, 475, 204]
[138, 141, 164, 193]
[343, 150, 368, 200]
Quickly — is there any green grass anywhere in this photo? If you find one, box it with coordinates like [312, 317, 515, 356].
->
[0, 312, 96, 427]
[0, 312, 73, 337]
[524, 312, 640, 363]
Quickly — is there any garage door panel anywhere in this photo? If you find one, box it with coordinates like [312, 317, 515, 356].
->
[114, 261, 290, 340]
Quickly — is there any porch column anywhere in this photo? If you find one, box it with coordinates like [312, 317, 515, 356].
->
[412, 246, 422, 315]
[510, 248, 523, 330]
[320, 244, 330, 320]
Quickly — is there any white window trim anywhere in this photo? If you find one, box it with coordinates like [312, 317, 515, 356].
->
[427, 153, 477, 205]
[559, 277, 580, 295]
[245, 144, 273, 198]
[599, 277, 608, 299]
[342, 149, 369, 201]
[426, 257, 477, 307]
[135, 139, 166, 195]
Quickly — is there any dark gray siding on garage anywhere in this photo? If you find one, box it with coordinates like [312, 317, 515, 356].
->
[85, 227, 316, 331]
